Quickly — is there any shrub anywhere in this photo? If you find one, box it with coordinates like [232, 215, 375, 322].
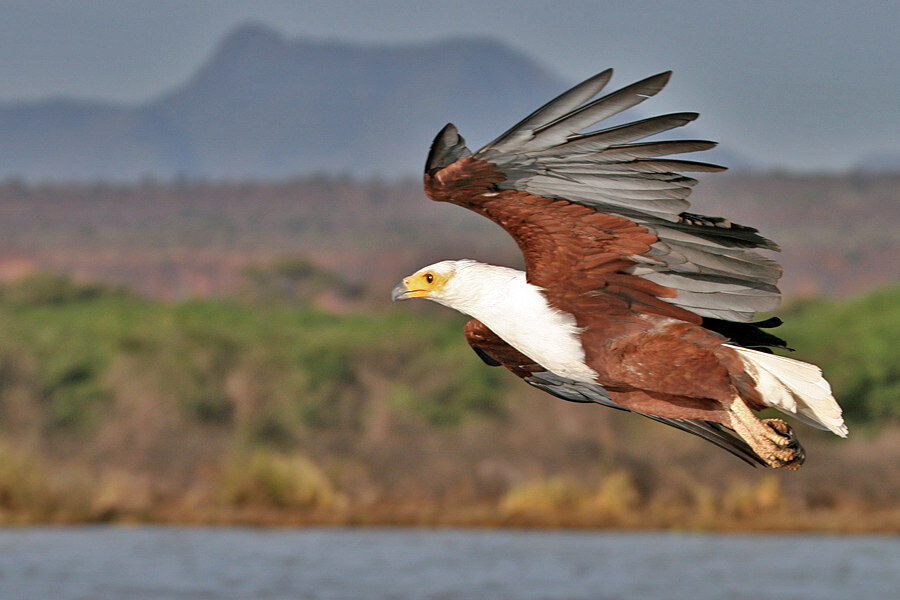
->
[219, 450, 339, 510]
[722, 475, 785, 518]
[591, 470, 641, 517]
[0, 443, 54, 515]
[0, 272, 113, 306]
[500, 476, 590, 516]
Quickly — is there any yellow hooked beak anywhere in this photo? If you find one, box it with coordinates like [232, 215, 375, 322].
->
[391, 269, 447, 302]
[391, 276, 427, 302]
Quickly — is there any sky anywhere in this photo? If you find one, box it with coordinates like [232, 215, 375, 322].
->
[0, 0, 897, 170]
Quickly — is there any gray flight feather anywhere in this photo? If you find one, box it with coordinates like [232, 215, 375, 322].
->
[483, 69, 614, 153]
[518, 72, 674, 152]
[435, 69, 786, 324]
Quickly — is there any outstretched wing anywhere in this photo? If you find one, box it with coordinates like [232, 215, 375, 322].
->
[464, 319, 765, 467]
[425, 70, 783, 327]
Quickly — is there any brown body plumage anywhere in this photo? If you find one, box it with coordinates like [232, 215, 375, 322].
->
[395, 69, 847, 468]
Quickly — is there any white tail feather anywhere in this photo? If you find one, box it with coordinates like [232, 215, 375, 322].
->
[726, 345, 848, 437]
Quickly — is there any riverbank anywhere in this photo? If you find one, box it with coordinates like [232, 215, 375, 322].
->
[0, 280, 896, 534]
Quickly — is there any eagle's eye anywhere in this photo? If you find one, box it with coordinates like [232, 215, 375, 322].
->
[425, 273, 434, 284]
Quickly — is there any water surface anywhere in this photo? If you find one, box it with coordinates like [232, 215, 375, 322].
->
[0, 527, 896, 599]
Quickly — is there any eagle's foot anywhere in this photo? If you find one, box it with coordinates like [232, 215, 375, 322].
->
[760, 418, 805, 469]
[729, 397, 805, 469]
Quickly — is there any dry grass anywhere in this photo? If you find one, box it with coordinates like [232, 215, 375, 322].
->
[219, 450, 342, 511]
[501, 476, 591, 517]
[0, 443, 55, 518]
[721, 476, 785, 518]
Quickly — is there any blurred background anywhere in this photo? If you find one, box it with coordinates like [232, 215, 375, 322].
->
[0, 1, 897, 598]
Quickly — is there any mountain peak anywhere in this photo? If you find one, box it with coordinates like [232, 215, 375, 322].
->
[0, 28, 567, 180]
[217, 22, 286, 54]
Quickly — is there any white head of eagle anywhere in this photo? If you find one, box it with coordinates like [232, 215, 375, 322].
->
[391, 259, 598, 384]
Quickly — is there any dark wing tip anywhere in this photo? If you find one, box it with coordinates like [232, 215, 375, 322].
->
[701, 316, 789, 351]
[654, 70, 673, 86]
[425, 123, 472, 175]
[590, 67, 613, 79]
[580, 68, 614, 89]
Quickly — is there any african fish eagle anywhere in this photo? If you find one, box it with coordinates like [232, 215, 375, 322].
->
[392, 69, 847, 468]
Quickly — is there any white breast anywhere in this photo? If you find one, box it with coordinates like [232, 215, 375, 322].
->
[441, 262, 599, 383]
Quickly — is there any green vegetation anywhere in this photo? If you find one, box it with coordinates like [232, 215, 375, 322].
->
[0, 275, 893, 440]
[777, 285, 900, 423]
[0, 273, 509, 442]
[0, 274, 896, 529]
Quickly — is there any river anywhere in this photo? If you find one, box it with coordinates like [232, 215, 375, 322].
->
[0, 527, 896, 599]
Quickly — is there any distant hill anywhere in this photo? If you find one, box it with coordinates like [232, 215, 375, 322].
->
[0, 24, 568, 180]
[853, 150, 900, 173]
[0, 24, 760, 181]
[0, 173, 896, 298]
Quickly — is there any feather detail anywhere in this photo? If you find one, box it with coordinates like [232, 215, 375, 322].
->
[483, 69, 614, 152]
[465, 319, 767, 467]
[727, 345, 848, 436]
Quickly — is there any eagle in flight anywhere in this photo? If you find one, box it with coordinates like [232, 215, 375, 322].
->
[392, 69, 847, 468]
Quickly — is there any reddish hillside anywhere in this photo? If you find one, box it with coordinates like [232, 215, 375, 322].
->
[0, 173, 895, 301]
